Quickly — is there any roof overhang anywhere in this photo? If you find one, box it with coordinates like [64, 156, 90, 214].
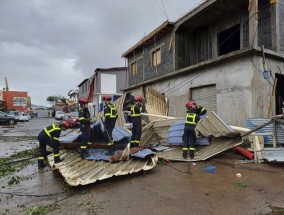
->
[122, 21, 174, 58]
[77, 78, 88, 87]
[175, 0, 247, 31]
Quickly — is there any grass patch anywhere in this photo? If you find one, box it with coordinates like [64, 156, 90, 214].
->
[0, 148, 38, 179]
[24, 203, 60, 215]
[0, 136, 37, 143]
[234, 182, 247, 188]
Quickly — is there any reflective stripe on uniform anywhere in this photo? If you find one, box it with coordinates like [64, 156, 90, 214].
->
[185, 113, 197, 125]
[183, 148, 189, 151]
[189, 147, 196, 151]
[38, 156, 44, 160]
[130, 105, 142, 117]
[44, 124, 61, 138]
[80, 146, 87, 149]
[53, 153, 60, 157]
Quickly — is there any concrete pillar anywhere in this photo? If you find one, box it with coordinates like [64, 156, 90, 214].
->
[270, 1, 279, 51]
[249, 0, 258, 48]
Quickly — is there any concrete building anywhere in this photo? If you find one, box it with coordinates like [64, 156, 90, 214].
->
[77, 67, 127, 116]
[122, 0, 284, 126]
[2, 90, 30, 112]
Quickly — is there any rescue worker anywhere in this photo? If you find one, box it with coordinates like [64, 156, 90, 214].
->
[78, 97, 91, 158]
[130, 96, 145, 148]
[102, 95, 118, 146]
[182, 100, 206, 159]
[37, 121, 70, 168]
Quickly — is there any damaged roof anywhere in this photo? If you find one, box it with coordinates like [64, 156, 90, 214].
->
[48, 149, 158, 186]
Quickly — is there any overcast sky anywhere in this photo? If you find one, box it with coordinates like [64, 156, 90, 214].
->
[0, 0, 204, 106]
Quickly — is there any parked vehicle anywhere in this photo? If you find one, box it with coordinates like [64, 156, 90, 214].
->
[55, 111, 65, 120]
[65, 111, 79, 128]
[7, 110, 19, 118]
[0, 111, 17, 125]
[16, 112, 29, 122]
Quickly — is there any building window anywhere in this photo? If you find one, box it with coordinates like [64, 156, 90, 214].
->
[152, 48, 161, 66]
[218, 24, 240, 56]
[130, 62, 137, 76]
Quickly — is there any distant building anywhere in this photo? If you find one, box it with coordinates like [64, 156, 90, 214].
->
[2, 91, 30, 112]
[77, 67, 127, 116]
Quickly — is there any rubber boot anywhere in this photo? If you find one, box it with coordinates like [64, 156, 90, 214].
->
[189, 150, 195, 159]
[130, 142, 135, 148]
[107, 140, 114, 146]
[182, 150, 188, 159]
[80, 149, 90, 159]
[54, 156, 63, 164]
[38, 160, 46, 169]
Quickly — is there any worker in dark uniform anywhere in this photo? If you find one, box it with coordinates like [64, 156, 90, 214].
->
[102, 95, 118, 146]
[182, 100, 206, 159]
[37, 121, 70, 168]
[130, 96, 145, 148]
[78, 97, 91, 158]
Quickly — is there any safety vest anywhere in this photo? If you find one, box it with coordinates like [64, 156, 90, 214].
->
[104, 104, 117, 118]
[44, 123, 61, 140]
[185, 113, 197, 125]
[131, 104, 142, 117]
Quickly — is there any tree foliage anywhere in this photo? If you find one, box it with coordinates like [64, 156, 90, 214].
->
[46, 95, 67, 105]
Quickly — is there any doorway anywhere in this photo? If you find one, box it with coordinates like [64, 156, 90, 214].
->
[275, 73, 284, 115]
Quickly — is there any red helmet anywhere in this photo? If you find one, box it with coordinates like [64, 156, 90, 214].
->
[61, 121, 70, 129]
[185, 100, 197, 110]
[102, 95, 112, 101]
[134, 96, 143, 102]
[78, 97, 88, 104]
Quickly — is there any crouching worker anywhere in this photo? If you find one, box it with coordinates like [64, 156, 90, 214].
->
[37, 121, 70, 168]
[182, 100, 203, 159]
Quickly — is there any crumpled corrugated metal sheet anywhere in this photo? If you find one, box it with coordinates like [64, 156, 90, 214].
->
[196, 111, 240, 138]
[47, 150, 158, 186]
[147, 112, 243, 162]
[261, 148, 284, 162]
[158, 136, 243, 161]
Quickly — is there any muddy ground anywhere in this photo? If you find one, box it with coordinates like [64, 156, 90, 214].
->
[0, 118, 284, 215]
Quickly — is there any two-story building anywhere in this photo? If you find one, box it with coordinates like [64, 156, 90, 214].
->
[122, 0, 284, 126]
[77, 67, 127, 116]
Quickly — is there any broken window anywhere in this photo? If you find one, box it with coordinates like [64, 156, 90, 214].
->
[130, 62, 137, 76]
[218, 24, 240, 56]
[152, 48, 161, 67]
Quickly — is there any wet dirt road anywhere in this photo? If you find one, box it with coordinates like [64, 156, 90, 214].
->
[0, 118, 284, 215]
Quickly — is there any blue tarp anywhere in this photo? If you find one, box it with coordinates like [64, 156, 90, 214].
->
[167, 120, 209, 146]
[131, 149, 156, 158]
[60, 121, 131, 145]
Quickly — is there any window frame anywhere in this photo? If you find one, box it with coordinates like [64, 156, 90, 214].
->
[151, 47, 161, 67]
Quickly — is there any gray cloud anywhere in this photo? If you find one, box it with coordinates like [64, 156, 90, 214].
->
[0, 0, 203, 106]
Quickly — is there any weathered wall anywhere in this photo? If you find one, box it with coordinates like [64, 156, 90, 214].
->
[144, 55, 284, 126]
[258, 0, 272, 49]
[96, 70, 127, 94]
[128, 30, 174, 86]
[279, 0, 284, 52]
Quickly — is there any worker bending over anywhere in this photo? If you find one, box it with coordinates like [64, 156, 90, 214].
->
[37, 121, 70, 168]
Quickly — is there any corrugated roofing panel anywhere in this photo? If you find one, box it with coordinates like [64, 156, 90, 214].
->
[262, 148, 284, 162]
[158, 136, 243, 162]
[246, 118, 284, 145]
[196, 112, 240, 137]
[47, 150, 158, 186]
